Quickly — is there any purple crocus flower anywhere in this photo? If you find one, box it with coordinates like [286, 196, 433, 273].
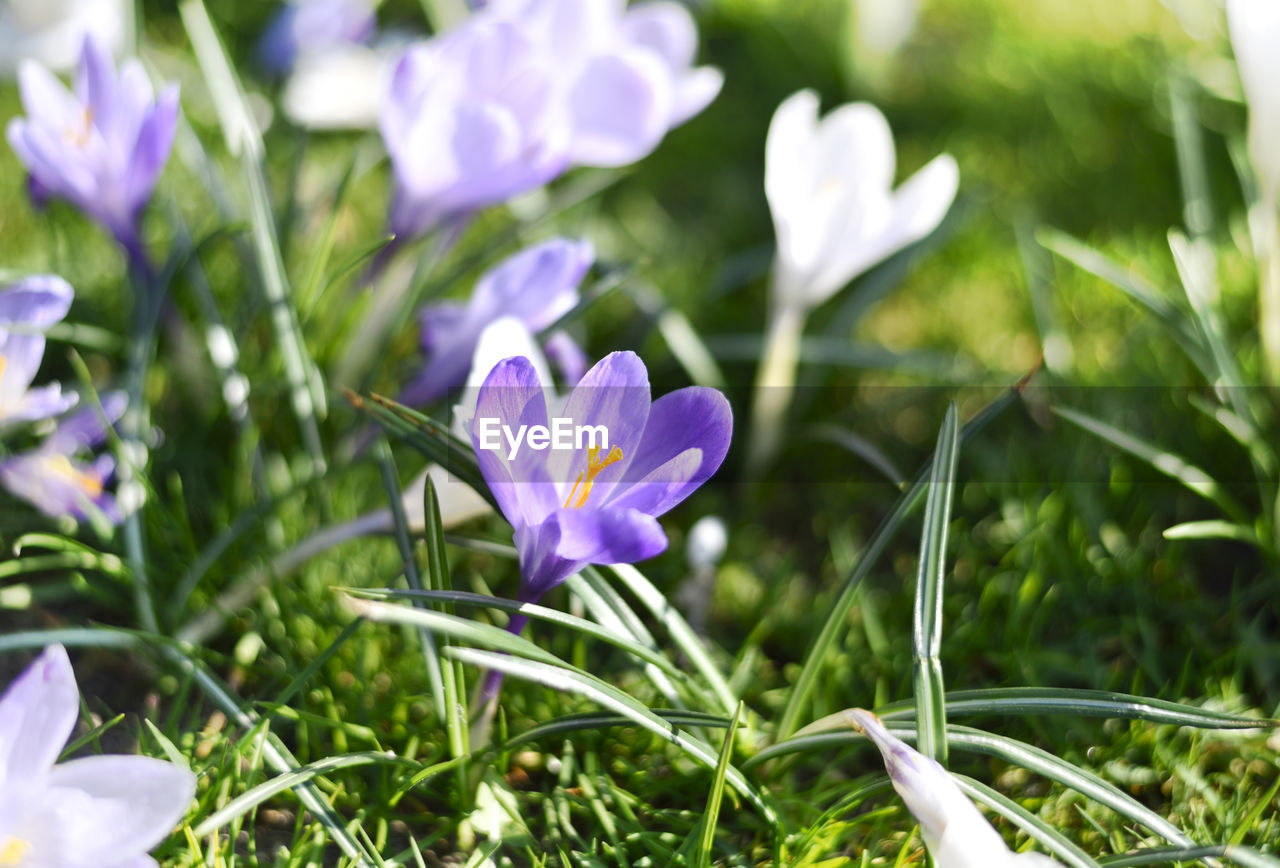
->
[400, 238, 593, 407]
[258, 0, 377, 75]
[380, 20, 571, 240]
[0, 645, 196, 867]
[488, 0, 723, 167]
[471, 350, 731, 610]
[0, 275, 76, 427]
[0, 391, 126, 524]
[6, 35, 179, 257]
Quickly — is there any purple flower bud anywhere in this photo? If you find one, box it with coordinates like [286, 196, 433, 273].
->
[401, 238, 593, 406]
[6, 35, 179, 253]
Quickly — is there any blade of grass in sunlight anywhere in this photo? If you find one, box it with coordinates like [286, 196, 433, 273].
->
[505, 710, 732, 750]
[193, 752, 416, 837]
[956, 775, 1102, 868]
[374, 439, 446, 719]
[443, 646, 776, 821]
[875, 687, 1276, 728]
[1101, 846, 1280, 867]
[1053, 405, 1247, 522]
[778, 379, 1025, 739]
[606, 564, 739, 715]
[179, 0, 328, 478]
[694, 700, 743, 868]
[912, 402, 958, 765]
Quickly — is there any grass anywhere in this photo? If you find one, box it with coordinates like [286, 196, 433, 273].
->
[0, 0, 1278, 865]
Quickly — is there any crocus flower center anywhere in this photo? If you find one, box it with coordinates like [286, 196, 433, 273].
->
[63, 106, 94, 149]
[41, 454, 103, 497]
[563, 445, 623, 509]
[0, 837, 29, 866]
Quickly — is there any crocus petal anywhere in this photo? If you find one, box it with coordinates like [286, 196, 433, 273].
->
[0, 273, 73, 327]
[849, 709, 1065, 867]
[0, 644, 78, 785]
[554, 506, 668, 563]
[282, 41, 392, 130]
[45, 389, 126, 454]
[549, 350, 651, 505]
[123, 83, 179, 213]
[0, 381, 78, 426]
[606, 386, 731, 516]
[810, 152, 958, 303]
[670, 65, 723, 126]
[468, 238, 592, 331]
[471, 355, 557, 527]
[1229, 0, 1280, 203]
[17, 57, 83, 130]
[32, 754, 195, 866]
[565, 49, 674, 167]
[621, 2, 697, 70]
[542, 329, 589, 386]
[454, 315, 555, 437]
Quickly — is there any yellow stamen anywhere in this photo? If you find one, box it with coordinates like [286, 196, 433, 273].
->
[563, 445, 623, 509]
[0, 837, 29, 866]
[43, 454, 103, 498]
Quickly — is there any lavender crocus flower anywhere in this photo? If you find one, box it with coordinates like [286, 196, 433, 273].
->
[489, 0, 723, 167]
[258, 0, 376, 75]
[380, 20, 571, 239]
[0, 275, 77, 427]
[471, 350, 731, 611]
[6, 35, 179, 258]
[0, 645, 196, 867]
[0, 391, 126, 524]
[400, 238, 593, 407]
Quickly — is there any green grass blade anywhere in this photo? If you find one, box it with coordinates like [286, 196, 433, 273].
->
[956, 774, 1102, 868]
[1100, 845, 1280, 867]
[913, 403, 959, 765]
[444, 647, 775, 822]
[608, 564, 738, 715]
[696, 701, 743, 868]
[505, 710, 733, 750]
[1053, 405, 1246, 521]
[778, 380, 1021, 739]
[875, 687, 1275, 729]
[193, 751, 414, 837]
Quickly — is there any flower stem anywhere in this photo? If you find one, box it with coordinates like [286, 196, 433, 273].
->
[1254, 200, 1280, 385]
[122, 230, 159, 634]
[745, 301, 807, 477]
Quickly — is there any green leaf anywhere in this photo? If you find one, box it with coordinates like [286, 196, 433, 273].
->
[444, 646, 776, 823]
[913, 403, 958, 765]
[1053, 405, 1246, 521]
[193, 752, 416, 837]
[778, 380, 1022, 739]
[695, 701, 743, 868]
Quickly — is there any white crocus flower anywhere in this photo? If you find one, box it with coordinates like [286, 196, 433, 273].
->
[0, 0, 128, 76]
[749, 89, 958, 470]
[282, 35, 412, 130]
[0, 645, 196, 868]
[847, 709, 1065, 868]
[1226, 0, 1280, 383]
[765, 89, 958, 313]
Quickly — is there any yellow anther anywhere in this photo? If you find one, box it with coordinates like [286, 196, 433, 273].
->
[563, 445, 623, 509]
[43, 454, 103, 498]
[0, 836, 29, 866]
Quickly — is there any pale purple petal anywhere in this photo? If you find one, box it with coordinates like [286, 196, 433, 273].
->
[549, 351, 651, 502]
[46, 389, 126, 454]
[606, 386, 731, 516]
[554, 506, 667, 563]
[31, 755, 195, 866]
[622, 2, 697, 69]
[0, 644, 78, 785]
[259, 0, 376, 74]
[542, 330, 589, 385]
[17, 58, 83, 130]
[471, 355, 557, 527]
[418, 301, 468, 356]
[469, 238, 592, 330]
[671, 65, 723, 126]
[0, 381, 78, 426]
[0, 451, 122, 524]
[0, 274, 74, 328]
[566, 50, 674, 167]
[74, 33, 117, 115]
[123, 84, 179, 213]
